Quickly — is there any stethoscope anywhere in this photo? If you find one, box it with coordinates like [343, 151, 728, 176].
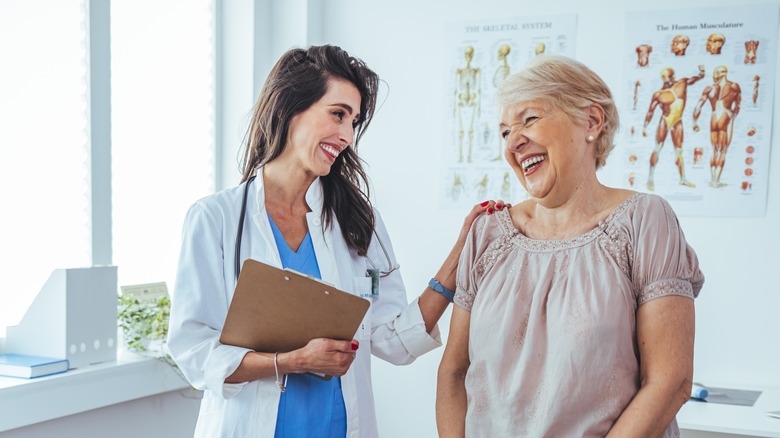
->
[234, 175, 399, 294]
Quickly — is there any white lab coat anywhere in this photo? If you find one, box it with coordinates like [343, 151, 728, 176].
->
[167, 168, 442, 437]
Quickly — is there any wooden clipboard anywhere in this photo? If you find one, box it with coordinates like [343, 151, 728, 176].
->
[219, 259, 370, 354]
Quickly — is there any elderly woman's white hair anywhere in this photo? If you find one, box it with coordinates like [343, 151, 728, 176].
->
[497, 55, 619, 169]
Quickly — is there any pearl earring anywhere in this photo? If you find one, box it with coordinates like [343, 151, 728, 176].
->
[587, 135, 595, 143]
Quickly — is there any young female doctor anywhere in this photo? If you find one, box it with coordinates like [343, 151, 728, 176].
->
[167, 45, 501, 437]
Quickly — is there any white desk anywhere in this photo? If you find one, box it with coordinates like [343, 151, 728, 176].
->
[678, 387, 780, 437]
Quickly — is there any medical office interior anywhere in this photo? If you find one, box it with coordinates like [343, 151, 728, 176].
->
[1, 0, 778, 437]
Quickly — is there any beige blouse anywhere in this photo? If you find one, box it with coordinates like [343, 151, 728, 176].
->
[455, 193, 704, 437]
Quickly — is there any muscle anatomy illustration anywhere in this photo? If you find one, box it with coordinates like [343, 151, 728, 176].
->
[745, 40, 758, 64]
[643, 65, 705, 190]
[753, 75, 760, 106]
[671, 35, 690, 56]
[706, 33, 725, 55]
[693, 66, 742, 188]
[636, 44, 652, 67]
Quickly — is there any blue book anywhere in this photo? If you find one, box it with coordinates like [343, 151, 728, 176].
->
[0, 354, 69, 379]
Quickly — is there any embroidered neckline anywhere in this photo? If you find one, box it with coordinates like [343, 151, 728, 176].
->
[496, 193, 642, 251]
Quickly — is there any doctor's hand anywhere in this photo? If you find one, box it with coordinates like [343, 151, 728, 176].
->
[440, 199, 509, 270]
[418, 199, 507, 333]
[456, 200, 509, 244]
[430, 199, 508, 294]
[288, 338, 359, 377]
[448, 199, 508, 262]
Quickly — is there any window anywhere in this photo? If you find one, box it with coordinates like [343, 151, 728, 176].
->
[0, 0, 215, 336]
[111, 0, 215, 287]
[0, 0, 90, 336]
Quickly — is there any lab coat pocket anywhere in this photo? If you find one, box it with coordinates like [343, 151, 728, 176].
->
[353, 276, 373, 341]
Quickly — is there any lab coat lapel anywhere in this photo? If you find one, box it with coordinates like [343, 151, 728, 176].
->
[249, 170, 282, 268]
[305, 178, 342, 289]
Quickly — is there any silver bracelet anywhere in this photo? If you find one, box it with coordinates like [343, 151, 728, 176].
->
[273, 352, 286, 392]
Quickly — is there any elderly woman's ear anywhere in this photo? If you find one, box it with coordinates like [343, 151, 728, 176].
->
[586, 103, 605, 137]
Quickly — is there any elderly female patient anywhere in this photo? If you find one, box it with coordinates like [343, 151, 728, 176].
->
[436, 55, 704, 437]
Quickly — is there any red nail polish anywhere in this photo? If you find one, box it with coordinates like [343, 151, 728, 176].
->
[487, 207, 494, 214]
[496, 204, 504, 210]
[480, 201, 489, 207]
[351, 341, 359, 351]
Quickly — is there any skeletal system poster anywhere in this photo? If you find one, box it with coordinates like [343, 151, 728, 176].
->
[442, 15, 577, 209]
[620, 4, 777, 217]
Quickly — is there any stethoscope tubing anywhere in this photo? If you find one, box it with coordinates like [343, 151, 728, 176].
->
[233, 175, 397, 284]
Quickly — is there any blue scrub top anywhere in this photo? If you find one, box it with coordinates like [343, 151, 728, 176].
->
[268, 214, 347, 438]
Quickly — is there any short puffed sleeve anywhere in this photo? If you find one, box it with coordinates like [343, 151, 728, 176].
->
[454, 212, 505, 311]
[631, 195, 704, 306]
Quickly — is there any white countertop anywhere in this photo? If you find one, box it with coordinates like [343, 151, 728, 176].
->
[678, 385, 780, 437]
[3, 351, 779, 436]
[0, 349, 192, 432]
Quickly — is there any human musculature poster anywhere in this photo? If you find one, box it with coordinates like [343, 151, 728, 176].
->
[620, 4, 778, 217]
[441, 15, 577, 209]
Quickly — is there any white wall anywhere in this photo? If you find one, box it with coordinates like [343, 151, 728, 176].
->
[305, 0, 780, 436]
[23, 1, 767, 436]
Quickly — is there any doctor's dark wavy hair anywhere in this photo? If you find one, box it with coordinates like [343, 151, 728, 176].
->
[240, 45, 379, 256]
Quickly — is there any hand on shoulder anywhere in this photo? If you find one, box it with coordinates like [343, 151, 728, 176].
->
[461, 199, 510, 234]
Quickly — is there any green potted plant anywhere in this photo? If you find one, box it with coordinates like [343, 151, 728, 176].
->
[117, 293, 171, 356]
[117, 290, 194, 390]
